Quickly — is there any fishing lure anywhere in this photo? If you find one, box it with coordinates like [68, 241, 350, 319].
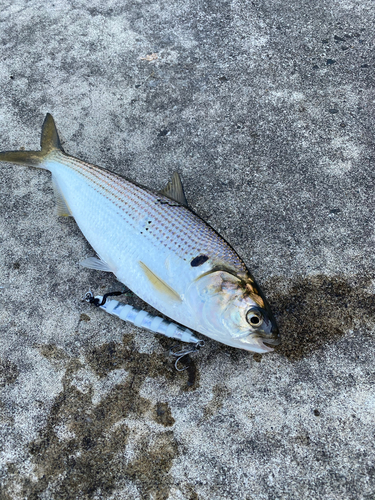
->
[83, 290, 204, 370]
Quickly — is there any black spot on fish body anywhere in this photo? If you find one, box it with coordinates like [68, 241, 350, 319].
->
[191, 255, 209, 267]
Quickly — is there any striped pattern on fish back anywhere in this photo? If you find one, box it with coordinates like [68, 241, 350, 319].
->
[51, 150, 248, 275]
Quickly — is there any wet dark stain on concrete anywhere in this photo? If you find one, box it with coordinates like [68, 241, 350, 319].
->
[0, 486, 13, 500]
[267, 274, 375, 360]
[176, 354, 200, 389]
[39, 344, 69, 362]
[126, 431, 178, 498]
[153, 402, 175, 427]
[187, 489, 200, 500]
[155, 335, 200, 389]
[3, 338, 190, 500]
[0, 358, 19, 387]
[203, 384, 230, 419]
[4, 274, 371, 498]
[186, 356, 199, 388]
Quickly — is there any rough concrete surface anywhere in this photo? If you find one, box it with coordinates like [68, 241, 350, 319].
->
[0, 0, 374, 498]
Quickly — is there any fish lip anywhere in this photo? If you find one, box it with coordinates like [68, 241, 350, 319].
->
[254, 339, 274, 353]
[237, 335, 275, 353]
[251, 332, 281, 349]
[261, 336, 281, 346]
[254, 337, 273, 354]
[255, 325, 281, 346]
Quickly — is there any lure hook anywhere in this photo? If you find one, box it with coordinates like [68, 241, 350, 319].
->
[170, 340, 205, 371]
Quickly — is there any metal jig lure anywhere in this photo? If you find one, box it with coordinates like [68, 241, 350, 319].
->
[83, 290, 204, 370]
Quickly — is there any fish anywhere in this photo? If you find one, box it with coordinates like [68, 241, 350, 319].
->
[0, 114, 280, 353]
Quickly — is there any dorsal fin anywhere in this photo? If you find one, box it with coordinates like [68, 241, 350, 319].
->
[159, 172, 188, 207]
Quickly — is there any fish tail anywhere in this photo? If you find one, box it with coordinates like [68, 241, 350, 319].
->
[0, 113, 64, 169]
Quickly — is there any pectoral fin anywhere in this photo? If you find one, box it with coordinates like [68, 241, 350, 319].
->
[139, 261, 181, 302]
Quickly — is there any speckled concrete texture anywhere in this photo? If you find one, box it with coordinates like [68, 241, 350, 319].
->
[0, 0, 374, 499]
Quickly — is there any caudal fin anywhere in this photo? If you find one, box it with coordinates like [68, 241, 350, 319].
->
[0, 113, 64, 168]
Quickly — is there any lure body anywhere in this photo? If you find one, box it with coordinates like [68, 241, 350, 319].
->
[0, 114, 280, 353]
[92, 294, 201, 344]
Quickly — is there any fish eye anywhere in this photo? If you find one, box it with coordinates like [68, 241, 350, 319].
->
[246, 308, 263, 327]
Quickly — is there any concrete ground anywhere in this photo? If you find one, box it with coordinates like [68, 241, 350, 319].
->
[0, 0, 374, 498]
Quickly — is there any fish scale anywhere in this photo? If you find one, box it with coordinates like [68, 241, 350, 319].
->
[0, 114, 280, 353]
[39, 152, 244, 329]
[48, 149, 246, 273]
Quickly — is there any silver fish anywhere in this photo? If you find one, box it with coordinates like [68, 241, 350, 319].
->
[0, 114, 280, 353]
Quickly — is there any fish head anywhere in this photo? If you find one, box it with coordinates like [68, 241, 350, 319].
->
[187, 270, 280, 353]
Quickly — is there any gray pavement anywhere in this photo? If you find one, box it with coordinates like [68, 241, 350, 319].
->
[0, 0, 374, 498]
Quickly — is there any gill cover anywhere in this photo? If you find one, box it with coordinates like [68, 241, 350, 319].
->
[186, 270, 278, 352]
[186, 271, 248, 337]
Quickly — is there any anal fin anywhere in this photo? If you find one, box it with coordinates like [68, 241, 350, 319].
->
[52, 177, 72, 217]
[80, 256, 114, 272]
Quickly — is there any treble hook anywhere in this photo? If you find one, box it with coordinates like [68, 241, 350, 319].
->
[170, 340, 205, 371]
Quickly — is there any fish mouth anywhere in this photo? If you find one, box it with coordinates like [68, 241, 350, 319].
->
[227, 327, 281, 353]
[256, 326, 281, 347]
[256, 339, 275, 353]
[260, 336, 281, 346]
[238, 335, 275, 353]
[250, 333, 281, 352]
